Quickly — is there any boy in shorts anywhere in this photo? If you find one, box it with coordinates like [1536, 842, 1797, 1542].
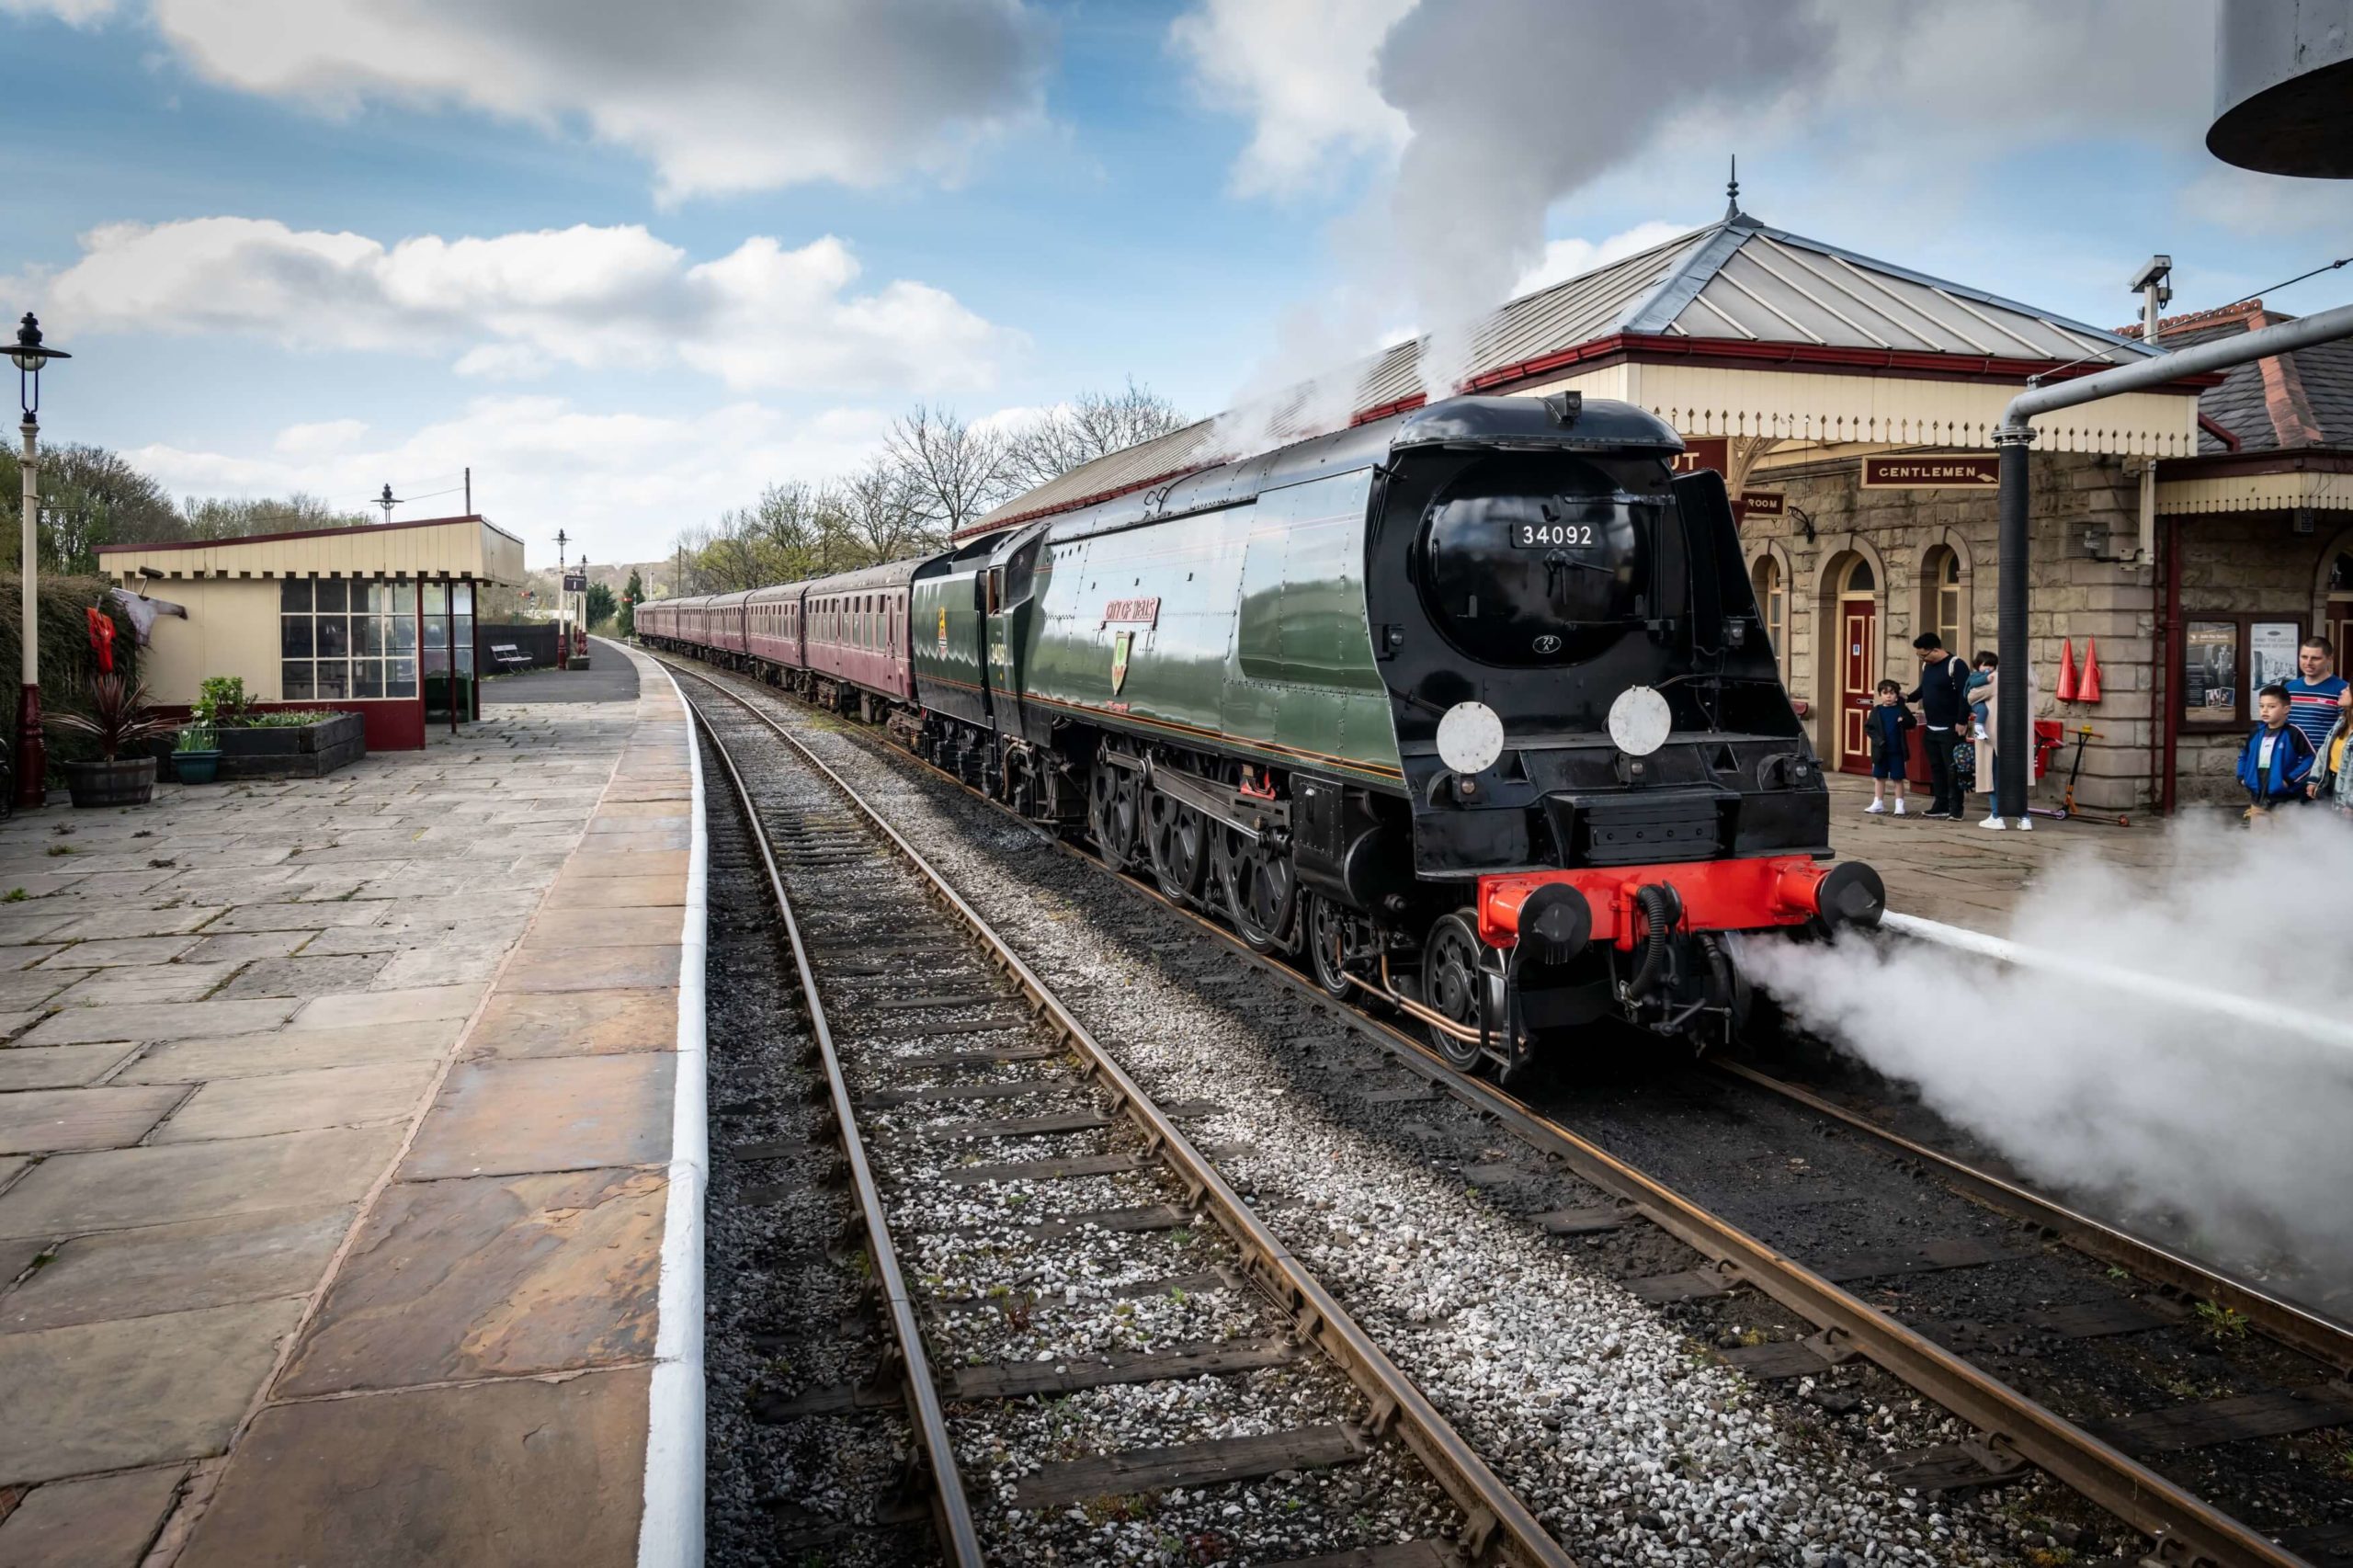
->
[1865, 679, 1915, 815]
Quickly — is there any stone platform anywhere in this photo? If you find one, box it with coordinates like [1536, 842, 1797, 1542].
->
[0, 640, 700, 1567]
[1824, 770, 2169, 930]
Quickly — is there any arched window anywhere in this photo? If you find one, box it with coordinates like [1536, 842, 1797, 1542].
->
[1751, 554, 1787, 674]
[1840, 555, 1876, 595]
[1922, 544, 1963, 654]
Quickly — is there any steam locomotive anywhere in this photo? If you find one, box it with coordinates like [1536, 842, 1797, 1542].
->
[639, 394, 1883, 1074]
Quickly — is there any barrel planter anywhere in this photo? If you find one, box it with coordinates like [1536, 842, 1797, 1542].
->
[216, 713, 368, 780]
[63, 756, 158, 808]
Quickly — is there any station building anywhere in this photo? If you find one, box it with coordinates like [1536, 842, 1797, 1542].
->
[968, 201, 2348, 813]
[95, 513, 526, 752]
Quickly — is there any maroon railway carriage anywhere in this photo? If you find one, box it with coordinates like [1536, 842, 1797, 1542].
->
[798, 558, 921, 718]
[745, 583, 807, 672]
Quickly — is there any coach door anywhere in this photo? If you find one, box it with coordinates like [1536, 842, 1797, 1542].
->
[1836, 557, 1880, 775]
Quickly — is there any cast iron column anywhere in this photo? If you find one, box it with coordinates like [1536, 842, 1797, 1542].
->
[17, 415, 41, 809]
[1994, 429, 2033, 824]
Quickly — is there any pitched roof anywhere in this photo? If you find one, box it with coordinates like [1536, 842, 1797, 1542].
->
[2127, 300, 2353, 454]
[970, 209, 2161, 536]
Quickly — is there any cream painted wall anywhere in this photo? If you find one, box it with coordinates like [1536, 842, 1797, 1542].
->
[131, 579, 286, 703]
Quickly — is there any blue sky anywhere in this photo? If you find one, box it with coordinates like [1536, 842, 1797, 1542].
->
[4, 0, 2349, 570]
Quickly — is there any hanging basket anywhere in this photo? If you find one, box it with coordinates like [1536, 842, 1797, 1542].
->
[62, 756, 157, 808]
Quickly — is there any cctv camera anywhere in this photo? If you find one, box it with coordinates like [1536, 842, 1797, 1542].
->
[2128, 255, 2173, 294]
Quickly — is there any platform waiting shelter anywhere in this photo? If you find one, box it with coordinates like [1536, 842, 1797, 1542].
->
[97, 515, 527, 752]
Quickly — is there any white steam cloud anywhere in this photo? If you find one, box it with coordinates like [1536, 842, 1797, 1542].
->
[1372, 0, 1823, 394]
[1741, 813, 2353, 1301]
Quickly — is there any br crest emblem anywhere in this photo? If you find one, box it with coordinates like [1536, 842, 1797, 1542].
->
[937, 606, 949, 655]
[1110, 630, 1132, 695]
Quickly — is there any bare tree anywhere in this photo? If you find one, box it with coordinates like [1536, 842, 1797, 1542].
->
[884, 403, 1015, 539]
[1002, 378, 1192, 494]
[831, 457, 934, 564]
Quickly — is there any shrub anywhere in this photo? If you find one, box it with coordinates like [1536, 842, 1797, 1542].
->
[175, 723, 217, 753]
[193, 676, 251, 728]
[46, 672, 176, 761]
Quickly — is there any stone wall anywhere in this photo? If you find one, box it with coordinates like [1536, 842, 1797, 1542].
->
[1739, 449, 2156, 812]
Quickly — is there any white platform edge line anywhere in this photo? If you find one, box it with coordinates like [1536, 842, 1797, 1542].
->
[640, 650, 710, 1568]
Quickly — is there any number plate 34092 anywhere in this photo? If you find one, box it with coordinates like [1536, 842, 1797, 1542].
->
[1513, 522, 1598, 549]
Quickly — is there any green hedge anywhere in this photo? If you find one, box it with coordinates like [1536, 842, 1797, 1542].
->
[0, 574, 147, 773]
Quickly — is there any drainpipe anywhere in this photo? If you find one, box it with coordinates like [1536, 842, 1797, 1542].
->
[1993, 300, 2353, 824]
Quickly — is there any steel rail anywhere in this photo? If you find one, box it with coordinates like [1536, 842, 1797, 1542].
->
[672, 665, 1575, 1568]
[1714, 1060, 2353, 1376]
[661, 653, 2320, 1568]
[685, 694, 986, 1566]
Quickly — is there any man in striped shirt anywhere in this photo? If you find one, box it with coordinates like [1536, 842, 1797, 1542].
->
[2290, 636, 2349, 801]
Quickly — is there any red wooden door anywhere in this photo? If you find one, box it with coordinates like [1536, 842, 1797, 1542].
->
[1837, 597, 1878, 774]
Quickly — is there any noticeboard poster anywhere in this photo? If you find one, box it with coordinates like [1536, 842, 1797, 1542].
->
[2249, 620, 2302, 693]
[2182, 620, 2236, 722]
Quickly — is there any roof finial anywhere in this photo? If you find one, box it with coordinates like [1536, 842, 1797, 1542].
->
[1725, 154, 1744, 221]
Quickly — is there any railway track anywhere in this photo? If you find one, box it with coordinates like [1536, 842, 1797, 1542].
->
[681, 670, 1572, 1566]
[657, 650, 2353, 1568]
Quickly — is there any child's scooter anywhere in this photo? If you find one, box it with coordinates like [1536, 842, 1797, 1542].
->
[2029, 725, 2131, 825]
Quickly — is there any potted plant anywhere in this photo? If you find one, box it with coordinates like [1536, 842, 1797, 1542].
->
[173, 722, 222, 785]
[48, 673, 177, 808]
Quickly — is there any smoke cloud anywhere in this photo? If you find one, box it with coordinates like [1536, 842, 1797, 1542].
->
[1372, 0, 1823, 393]
[1740, 812, 2353, 1303]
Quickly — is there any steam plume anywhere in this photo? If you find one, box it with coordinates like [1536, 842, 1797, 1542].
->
[1373, 0, 1822, 393]
[1741, 812, 2353, 1303]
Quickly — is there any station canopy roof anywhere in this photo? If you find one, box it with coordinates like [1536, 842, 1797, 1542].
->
[2141, 297, 2353, 517]
[967, 207, 2198, 540]
[97, 514, 528, 585]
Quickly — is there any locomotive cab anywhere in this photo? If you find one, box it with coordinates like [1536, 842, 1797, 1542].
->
[1337, 395, 1882, 1069]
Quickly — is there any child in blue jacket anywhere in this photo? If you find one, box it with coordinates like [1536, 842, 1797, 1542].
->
[1865, 679, 1915, 816]
[2238, 684, 2317, 818]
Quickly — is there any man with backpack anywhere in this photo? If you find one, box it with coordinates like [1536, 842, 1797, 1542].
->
[1904, 632, 1972, 819]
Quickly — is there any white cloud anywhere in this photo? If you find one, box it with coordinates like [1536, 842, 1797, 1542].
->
[0, 0, 118, 22]
[140, 0, 1051, 201]
[33, 217, 1015, 394]
[1168, 0, 1415, 197]
[272, 418, 367, 456]
[128, 396, 897, 563]
[1512, 220, 1694, 297]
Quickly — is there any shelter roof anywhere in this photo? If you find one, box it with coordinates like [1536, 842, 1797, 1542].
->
[969, 210, 2179, 540]
[97, 514, 527, 585]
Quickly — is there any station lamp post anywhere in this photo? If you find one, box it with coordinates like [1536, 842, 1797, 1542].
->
[13, 313, 68, 811]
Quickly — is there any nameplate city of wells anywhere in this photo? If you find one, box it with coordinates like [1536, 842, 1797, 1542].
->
[1860, 455, 2000, 488]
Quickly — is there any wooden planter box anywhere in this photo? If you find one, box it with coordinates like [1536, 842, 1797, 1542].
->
[216, 713, 368, 779]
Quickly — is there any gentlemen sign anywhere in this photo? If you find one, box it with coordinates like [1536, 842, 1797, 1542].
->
[1860, 454, 1999, 488]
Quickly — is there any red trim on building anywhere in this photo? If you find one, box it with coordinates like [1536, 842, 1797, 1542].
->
[2197, 414, 2244, 452]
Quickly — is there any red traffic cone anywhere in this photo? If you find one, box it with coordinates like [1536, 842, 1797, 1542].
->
[2055, 638, 2079, 702]
[2078, 638, 2102, 704]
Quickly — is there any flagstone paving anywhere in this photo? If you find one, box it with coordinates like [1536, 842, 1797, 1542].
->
[0, 641, 692, 1567]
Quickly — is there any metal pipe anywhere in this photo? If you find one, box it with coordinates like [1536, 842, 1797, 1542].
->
[1994, 300, 2353, 819]
[1994, 436, 2031, 824]
[1881, 910, 2353, 1053]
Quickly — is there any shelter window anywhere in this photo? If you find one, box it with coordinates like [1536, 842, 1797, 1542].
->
[282, 578, 418, 701]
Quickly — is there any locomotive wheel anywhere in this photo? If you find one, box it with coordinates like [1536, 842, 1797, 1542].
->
[1305, 892, 1356, 999]
[1144, 793, 1208, 903]
[1419, 911, 1488, 1072]
[1216, 827, 1297, 955]
[1088, 762, 1142, 868]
